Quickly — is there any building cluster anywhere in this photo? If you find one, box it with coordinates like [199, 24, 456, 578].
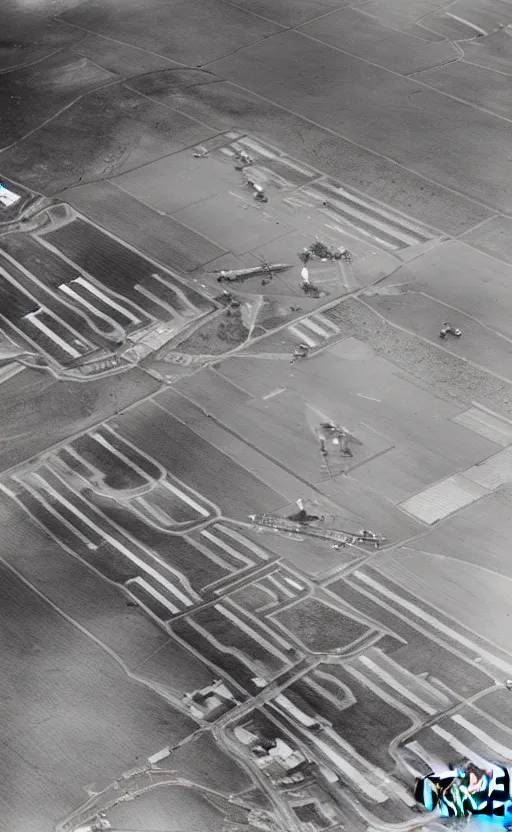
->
[234, 726, 308, 785]
[182, 679, 237, 721]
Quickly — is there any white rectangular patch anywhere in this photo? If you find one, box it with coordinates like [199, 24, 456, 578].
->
[0, 185, 20, 208]
[452, 407, 512, 447]
[399, 475, 487, 524]
[464, 449, 512, 490]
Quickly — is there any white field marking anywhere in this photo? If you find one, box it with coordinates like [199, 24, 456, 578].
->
[445, 12, 487, 36]
[320, 182, 432, 238]
[267, 573, 295, 598]
[346, 665, 421, 723]
[201, 529, 253, 566]
[126, 577, 180, 614]
[237, 137, 276, 158]
[102, 424, 166, 481]
[353, 571, 511, 675]
[288, 325, 317, 347]
[306, 732, 388, 802]
[323, 221, 399, 251]
[22, 311, 81, 357]
[357, 394, 381, 402]
[273, 693, 320, 728]
[284, 196, 316, 209]
[215, 603, 292, 659]
[406, 740, 439, 769]
[359, 656, 437, 714]
[300, 317, 330, 337]
[59, 282, 123, 331]
[337, 259, 351, 292]
[89, 431, 152, 484]
[0, 484, 16, 499]
[16, 478, 98, 547]
[262, 387, 286, 400]
[252, 578, 279, 603]
[134, 283, 180, 316]
[452, 715, 512, 759]
[133, 497, 175, 526]
[0, 262, 95, 351]
[150, 273, 199, 314]
[226, 597, 297, 652]
[368, 647, 451, 708]
[282, 575, 305, 591]
[321, 219, 382, 247]
[312, 312, 340, 334]
[319, 725, 416, 806]
[26, 472, 193, 605]
[184, 535, 236, 574]
[472, 401, 512, 427]
[162, 480, 210, 517]
[325, 198, 425, 246]
[60, 446, 98, 479]
[215, 524, 270, 560]
[187, 616, 261, 675]
[431, 726, 492, 770]
[72, 277, 141, 324]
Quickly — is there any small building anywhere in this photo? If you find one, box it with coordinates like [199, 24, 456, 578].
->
[254, 738, 308, 782]
[234, 725, 259, 747]
[183, 679, 237, 720]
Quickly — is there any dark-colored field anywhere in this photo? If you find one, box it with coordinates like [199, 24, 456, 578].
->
[63, 181, 227, 276]
[174, 368, 252, 414]
[292, 665, 413, 768]
[132, 635, 213, 697]
[172, 617, 257, 691]
[0, 253, 103, 347]
[43, 218, 177, 321]
[0, 237, 56, 277]
[208, 30, 512, 211]
[0, 50, 114, 150]
[0, 561, 195, 832]
[0, 13, 83, 71]
[165, 731, 251, 793]
[58, 0, 283, 66]
[86, 514, 230, 592]
[125, 576, 173, 621]
[192, 605, 288, 676]
[0, 270, 36, 319]
[71, 433, 148, 490]
[127, 69, 492, 236]
[329, 577, 493, 698]
[63, 277, 142, 328]
[0, 234, 116, 335]
[0, 82, 218, 195]
[143, 481, 206, 525]
[273, 598, 369, 652]
[107, 784, 226, 832]
[72, 33, 175, 77]
[0, 492, 171, 668]
[0, 365, 159, 474]
[95, 428, 162, 479]
[114, 399, 285, 519]
[0, 176, 33, 223]
[294, 803, 330, 828]
[190, 527, 257, 572]
[230, 583, 275, 614]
